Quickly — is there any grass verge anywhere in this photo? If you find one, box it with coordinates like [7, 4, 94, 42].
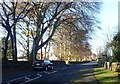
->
[94, 67, 120, 84]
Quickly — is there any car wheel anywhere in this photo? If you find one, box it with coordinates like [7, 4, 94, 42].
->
[51, 66, 54, 70]
[45, 66, 48, 71]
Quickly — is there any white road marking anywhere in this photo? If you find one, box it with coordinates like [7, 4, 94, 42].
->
[20, 74, 42, 84]
[37, 73, 42, 76]
[5, 69, 58, 83]
[25, 77, 30, 80]
[48, 71, 57, 74]
[6, 75, 31, 83]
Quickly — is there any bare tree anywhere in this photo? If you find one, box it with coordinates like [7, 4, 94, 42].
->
[0, 1, 31, 62]
[0, 1, 100, 62]
[27, 2, 100, 61]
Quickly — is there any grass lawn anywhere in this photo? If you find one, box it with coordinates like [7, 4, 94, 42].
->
[94, 67, 120, 84]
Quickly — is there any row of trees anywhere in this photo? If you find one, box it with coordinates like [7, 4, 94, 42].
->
[52, 23, 92, 61]
[0, 1, 101, 62]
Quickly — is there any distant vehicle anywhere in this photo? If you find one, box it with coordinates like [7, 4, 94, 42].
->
[91, 59, 96, 61]
[32, 60, 53, 71]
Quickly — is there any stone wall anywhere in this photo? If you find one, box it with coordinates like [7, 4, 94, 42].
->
[2, 60, 66, 73]
[103, 62, 120, 72]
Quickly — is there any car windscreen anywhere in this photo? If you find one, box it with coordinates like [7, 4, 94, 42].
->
[34, 60, 44, 63]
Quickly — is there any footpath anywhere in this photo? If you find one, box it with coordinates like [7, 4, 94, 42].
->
[70, 61, 98, 84]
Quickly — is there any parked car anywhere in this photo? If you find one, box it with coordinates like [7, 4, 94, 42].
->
[32, 60, 53, 71]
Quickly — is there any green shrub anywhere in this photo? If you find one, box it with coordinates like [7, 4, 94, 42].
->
[109, 56, 117, 62]
[113, 50, 120, 62]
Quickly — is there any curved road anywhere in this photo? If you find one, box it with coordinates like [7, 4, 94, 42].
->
[2, 61, 98, 84]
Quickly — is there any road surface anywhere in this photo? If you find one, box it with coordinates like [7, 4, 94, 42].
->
[2, 61, 98, 84]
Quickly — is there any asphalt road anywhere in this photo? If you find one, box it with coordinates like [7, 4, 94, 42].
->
[2, 61, 98, 84]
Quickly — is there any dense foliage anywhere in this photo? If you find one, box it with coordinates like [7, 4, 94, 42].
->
[109, 32, 120, 62]
[113, 32, 120, 62]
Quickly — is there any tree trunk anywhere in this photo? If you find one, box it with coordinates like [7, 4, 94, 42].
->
[47, 42, 50, 59]
[26, 22, 29, 59]
[41, 39, 43, 60]
[10, 30, 17, 62]
[12, 2, 17, 62]
[13, 26, 17, 62]
[2, 33, 9, 62]
[44, 46, 47, 59]
[27, 35, 29, 59]
[30, 41, 37, 62]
